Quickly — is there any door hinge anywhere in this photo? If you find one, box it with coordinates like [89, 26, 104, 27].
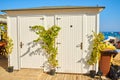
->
[40, 17, 44, 20]
[56, 17, 61, 20]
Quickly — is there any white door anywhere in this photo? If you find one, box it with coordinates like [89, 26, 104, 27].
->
[56, 15, 83, 73]
[19, 16, 45, 68]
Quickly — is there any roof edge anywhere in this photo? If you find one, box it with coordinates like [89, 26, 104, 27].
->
[1, 6, 105, 12]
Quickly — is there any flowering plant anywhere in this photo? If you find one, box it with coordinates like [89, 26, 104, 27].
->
[87, 32, 116, 65]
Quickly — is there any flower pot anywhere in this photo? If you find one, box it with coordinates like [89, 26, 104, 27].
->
[49, 69, 56, 75]
[90, 70, 96, 78]
[7, 66, 14, 72]
[99, 50, 115, 76]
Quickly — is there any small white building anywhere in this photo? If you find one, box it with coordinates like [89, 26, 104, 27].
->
[2, 6, 105, 74]
[0, 14, 7, 24]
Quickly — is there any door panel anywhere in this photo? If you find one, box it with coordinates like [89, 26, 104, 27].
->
[19, 16, 45, 68]
[56, 15, 83, 73]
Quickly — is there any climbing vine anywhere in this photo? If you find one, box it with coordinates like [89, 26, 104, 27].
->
[87, 32, 116, 65]
[31, 25, 61, 68]
[87, 32, 105, 65]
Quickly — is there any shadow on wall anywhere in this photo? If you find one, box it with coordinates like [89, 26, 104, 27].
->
[19, 26, 53, 70]
[83, 34, 94, 71]
[76, 34, 94, 72]
[20, 41, 45, 57]
[20, 25, 47, 58]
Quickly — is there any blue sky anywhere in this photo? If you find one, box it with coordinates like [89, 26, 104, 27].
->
[0, 0, 120, 32]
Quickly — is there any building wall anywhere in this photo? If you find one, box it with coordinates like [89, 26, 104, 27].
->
[7, 10, 99, 73]
[82, 14, 99, 72]
[7, 16, 20, 69]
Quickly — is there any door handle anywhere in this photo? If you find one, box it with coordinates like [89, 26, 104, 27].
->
[56, 42, 61, 45]
[80, 42, 83, 50]
[20, 42, 24, 48]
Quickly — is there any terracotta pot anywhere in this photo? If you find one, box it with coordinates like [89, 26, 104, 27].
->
[0, 42, 6, 46]
[99, 50, 115, 76]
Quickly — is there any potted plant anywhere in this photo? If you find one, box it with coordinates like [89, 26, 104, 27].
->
[31, 25, 61, 75]
[0, 23, 13, 56]
[49, 68, 56, 75]
[0, 23, 14, 72]
[7, 66, 14, 72]
[87, 32, 105, 65]
[87, 32, 116, 76]
[89, 70, 96, 78]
